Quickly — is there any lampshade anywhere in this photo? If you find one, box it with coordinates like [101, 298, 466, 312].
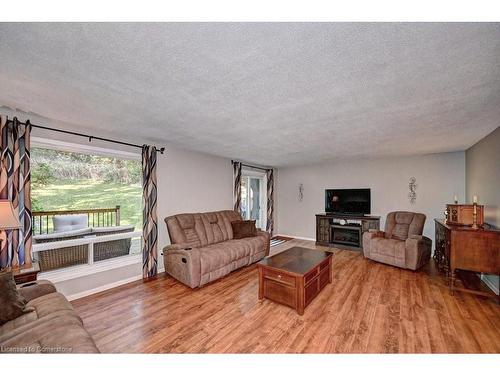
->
[0, 200, 21, 229]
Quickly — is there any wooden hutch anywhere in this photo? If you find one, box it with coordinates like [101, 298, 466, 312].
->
[434, 219, 499, 302]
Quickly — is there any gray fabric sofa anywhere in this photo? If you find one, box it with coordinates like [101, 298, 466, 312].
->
[362, 211, 432, 270]
[0, 281, 99, 353]
[163, 210, 270, 288]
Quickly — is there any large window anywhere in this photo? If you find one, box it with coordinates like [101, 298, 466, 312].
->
[30, 139, 142, 277]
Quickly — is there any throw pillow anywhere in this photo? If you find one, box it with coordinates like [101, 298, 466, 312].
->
[231, 220, 257, 239]
[0, 271, 30, 325]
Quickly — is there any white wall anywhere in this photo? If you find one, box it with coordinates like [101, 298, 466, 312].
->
[276, 152, 466, 244]
[466, 126, 500, 228]
[156, 146, 233, 251]
[465, 126, 499, 294]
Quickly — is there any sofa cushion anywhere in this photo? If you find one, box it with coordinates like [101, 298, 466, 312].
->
[231, 220, 257, 239]
[0, 314, 98, 353]
[165, 210, 243, 248]
[0, 272, 33, 325]
[0, 283, 68, 337]
[18, 281, 57, 302]
[167, 213, 203, 248]
[26, 292, 77, 319]
[199, 234, 268, 275]
[0, 309, 38, 337]
[53, 214, 88, 233]
[385, 211, 426, 241]
[200, 211, 240, 245]
[200, 241, 251, 275]
[0, 291, 81, 340]
[0, 309, 82, 343]
[391, 224, 410, 241]
[371, 237, 405, 261]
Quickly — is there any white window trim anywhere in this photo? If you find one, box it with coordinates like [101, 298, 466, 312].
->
[31, 136, 141, 161]
[33, 230, 142, 252]
[34, 231, 143, 283]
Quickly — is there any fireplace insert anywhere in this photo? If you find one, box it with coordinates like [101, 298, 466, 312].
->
[331, 224, 362, 248]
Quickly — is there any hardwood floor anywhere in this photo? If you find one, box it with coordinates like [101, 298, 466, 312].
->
[72, 239, 500, 353]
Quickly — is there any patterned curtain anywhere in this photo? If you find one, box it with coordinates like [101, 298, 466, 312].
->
[142, 145, 158, 278]
[266, 168, 274, 236]
[0, 116, 32, 269]
[233, 161, 242, 215]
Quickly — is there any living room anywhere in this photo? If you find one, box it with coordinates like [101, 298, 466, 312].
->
[1, 1, 499, 373]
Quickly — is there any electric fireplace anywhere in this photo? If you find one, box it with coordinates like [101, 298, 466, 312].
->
[331, 225, 362, 248]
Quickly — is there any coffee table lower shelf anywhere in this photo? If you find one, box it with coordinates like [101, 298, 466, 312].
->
[258, 256, 332, 315]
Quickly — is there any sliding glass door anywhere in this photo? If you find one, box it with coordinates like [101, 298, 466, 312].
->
[240, 171, 267, 230]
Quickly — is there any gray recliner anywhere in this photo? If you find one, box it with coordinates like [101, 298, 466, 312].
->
[362, 211, 432, 270]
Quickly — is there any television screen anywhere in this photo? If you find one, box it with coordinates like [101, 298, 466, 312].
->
[325, 189, 371, 215]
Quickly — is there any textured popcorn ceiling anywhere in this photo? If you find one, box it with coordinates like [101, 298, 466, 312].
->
[0, 23, 499, 167]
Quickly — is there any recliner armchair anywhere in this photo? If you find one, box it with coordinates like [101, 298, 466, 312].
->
[362, 211, 432, 270]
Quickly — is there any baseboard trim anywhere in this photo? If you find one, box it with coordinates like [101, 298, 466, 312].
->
[66, 275, 143, 301]
[276, 233, 316, 242]
[64, 265, 166, 301]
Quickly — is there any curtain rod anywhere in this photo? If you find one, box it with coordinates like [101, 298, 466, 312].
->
[231, 160, 270, 172]
[9, 119, 165, 154]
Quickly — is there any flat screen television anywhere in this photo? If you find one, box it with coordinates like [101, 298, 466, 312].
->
[325, 189, 371, 215]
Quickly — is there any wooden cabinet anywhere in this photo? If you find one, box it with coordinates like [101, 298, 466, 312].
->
[316, 216, 331, 245]
[315, 213, 380, 250]
[434, 219, 499, 301]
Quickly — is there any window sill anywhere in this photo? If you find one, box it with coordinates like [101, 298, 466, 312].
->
[39, 253, 142, 283]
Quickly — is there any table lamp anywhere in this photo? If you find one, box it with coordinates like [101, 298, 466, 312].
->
[0, 200, 21, 251]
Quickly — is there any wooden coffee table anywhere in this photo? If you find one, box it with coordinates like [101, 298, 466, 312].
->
[257, 246, 333, 315]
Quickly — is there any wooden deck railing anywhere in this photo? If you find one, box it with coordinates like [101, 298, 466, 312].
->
[32, 206, 121, 236]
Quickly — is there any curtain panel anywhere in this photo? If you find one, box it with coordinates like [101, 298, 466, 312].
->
[266, 168, 274, 236]
[232, 161, 242, 215]
[142, 145, 158, 278]
[0, 116, 32, 269]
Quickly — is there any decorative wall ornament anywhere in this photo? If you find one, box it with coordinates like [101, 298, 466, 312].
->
[408, 177, 417, 204]
[298, 183, 304, 202]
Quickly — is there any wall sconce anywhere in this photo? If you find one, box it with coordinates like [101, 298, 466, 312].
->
[298, 183, 304, 202]
[408, 177, 417, 204]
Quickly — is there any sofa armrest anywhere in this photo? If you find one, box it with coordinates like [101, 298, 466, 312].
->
[17, 280, 57, 302]
[256, 230, 271, 256]
[362, 230, 385, 259]
[163, 247, 201, 288]
[408, 234, 431, 242]
[164, 243, 195, 251]
[405, 235, 432, 270]
[367, 230, 385, 237]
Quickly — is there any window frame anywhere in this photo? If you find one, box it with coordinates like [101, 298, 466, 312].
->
[241, 168, 267, 230]
[31, 136, 143, 282]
